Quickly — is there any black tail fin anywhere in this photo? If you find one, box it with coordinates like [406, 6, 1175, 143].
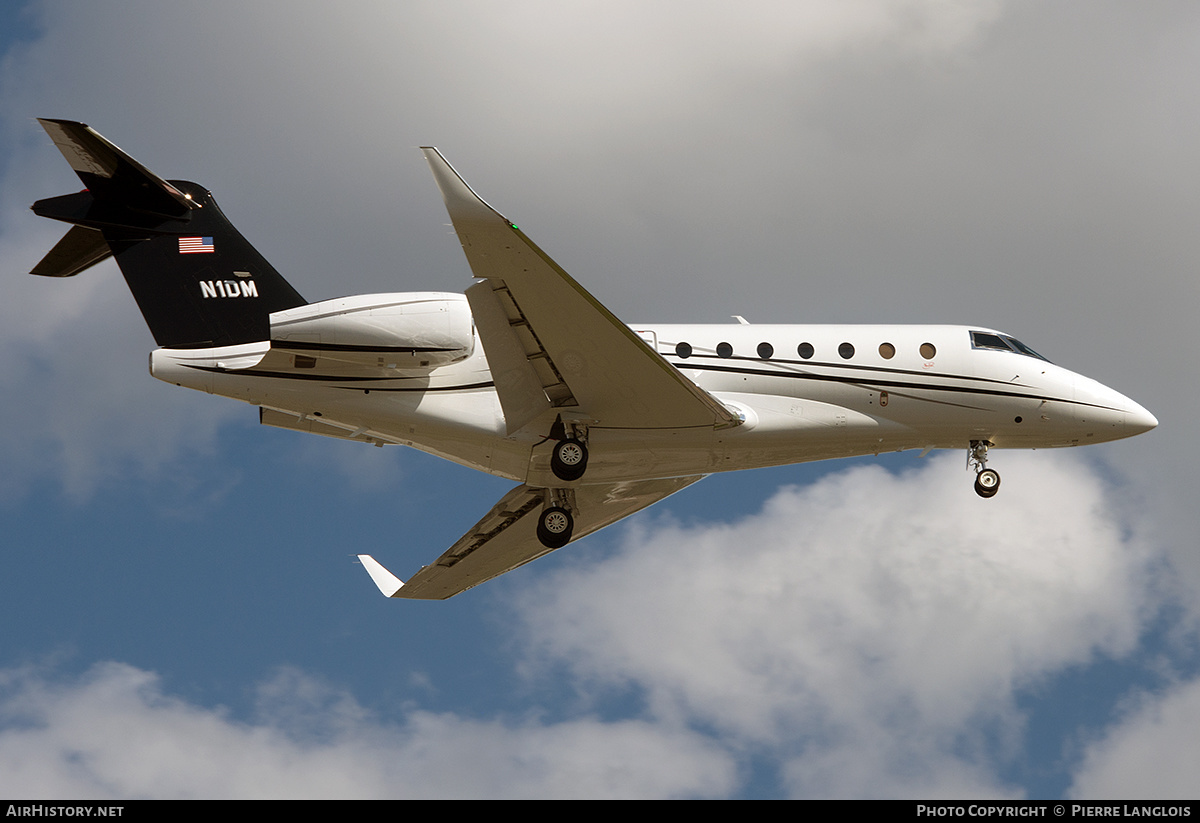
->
[30, 119, 305, 348]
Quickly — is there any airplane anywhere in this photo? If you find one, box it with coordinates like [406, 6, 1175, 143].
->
[29, 118, 1158, 601]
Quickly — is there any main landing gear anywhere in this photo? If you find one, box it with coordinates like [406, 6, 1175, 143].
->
[549, 416, 590, 482]
[540, 423, 587, 548]
[536, 488, 576, 549]
[537, 506, 574, 548]
[551, 437, 588, 482]
[968, 440, 1000, 498]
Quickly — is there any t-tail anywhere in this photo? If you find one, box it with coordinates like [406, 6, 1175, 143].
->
[29, 119, 306, 348]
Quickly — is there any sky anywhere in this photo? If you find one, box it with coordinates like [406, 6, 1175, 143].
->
[0, 0, 1196, 799]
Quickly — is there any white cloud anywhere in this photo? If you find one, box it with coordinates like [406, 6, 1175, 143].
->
[514, 452, 1156, 797]
[0, 453, 1175, 799]
[1068, 676, 1200, 800]
[0, 662, 736, 799]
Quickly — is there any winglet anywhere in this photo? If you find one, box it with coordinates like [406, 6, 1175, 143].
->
[419, 146, 507, 227]
[357, 554, 405, 598]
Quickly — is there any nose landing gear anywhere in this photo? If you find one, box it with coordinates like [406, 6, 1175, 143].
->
[969, 440, 1000, 498]
[974, 468, 1000, 498]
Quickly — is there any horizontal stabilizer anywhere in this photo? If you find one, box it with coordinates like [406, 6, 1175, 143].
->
[31, 225, 112, 277]
[37, 118, 197, 219]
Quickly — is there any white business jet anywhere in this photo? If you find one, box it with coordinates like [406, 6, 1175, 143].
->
[30, 119, 1157, 600]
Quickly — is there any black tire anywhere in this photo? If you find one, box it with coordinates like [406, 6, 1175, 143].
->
[551, 438, 588, 482]
[536, 506, 574, 549]
[974, 469, 1000, 498]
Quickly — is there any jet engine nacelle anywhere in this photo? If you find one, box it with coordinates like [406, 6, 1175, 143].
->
[269, 292, 474, 368]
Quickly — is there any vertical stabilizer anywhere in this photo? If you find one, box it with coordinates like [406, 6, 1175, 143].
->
[30, 119, 305, 348]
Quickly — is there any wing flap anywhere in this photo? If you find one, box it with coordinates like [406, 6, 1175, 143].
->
[464, 280, 552, 434]
[421, 148, 739, 432]
[363, 475, 704, 600]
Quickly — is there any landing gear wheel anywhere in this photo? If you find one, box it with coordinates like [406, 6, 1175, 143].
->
[974, 468, 1000, 499]
[551, 438, 588, 482]
[536, 506, 574, 549]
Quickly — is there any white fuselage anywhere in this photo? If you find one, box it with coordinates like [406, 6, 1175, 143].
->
[148, 292, 1156, 487]
[33, 122, 1159, 597]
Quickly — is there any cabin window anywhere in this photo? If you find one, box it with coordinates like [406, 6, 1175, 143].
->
[757, 342, 774, 359]
[879, 342, 895, 359]
[920, 342, 936, 360]
[717, 342, 733, 358]
[675, 341, 692, 358]
[838, 342, 855, 359]
[798, 342, 814, 359]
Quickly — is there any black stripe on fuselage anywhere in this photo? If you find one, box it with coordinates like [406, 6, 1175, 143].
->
[272, 341, 459, 354]
[182, 353, 1122, 413]
[181, 364, 493, 392]
[671, 352, 1027, 386]
[667, 356, 1123, 412]
[348, 382, 495, 393]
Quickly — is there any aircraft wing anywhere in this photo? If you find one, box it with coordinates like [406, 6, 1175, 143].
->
[422, 148, 740, 433]
[358, 475, 704, 600]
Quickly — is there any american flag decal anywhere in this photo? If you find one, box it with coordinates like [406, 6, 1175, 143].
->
[178, 236, 215, 254]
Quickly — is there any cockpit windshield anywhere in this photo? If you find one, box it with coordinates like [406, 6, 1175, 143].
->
[970, 330, 1051, 362]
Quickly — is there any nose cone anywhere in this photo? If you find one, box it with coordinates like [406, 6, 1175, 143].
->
[1074, 374, 1157, 441]
[1125, 398, 1158, 436]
